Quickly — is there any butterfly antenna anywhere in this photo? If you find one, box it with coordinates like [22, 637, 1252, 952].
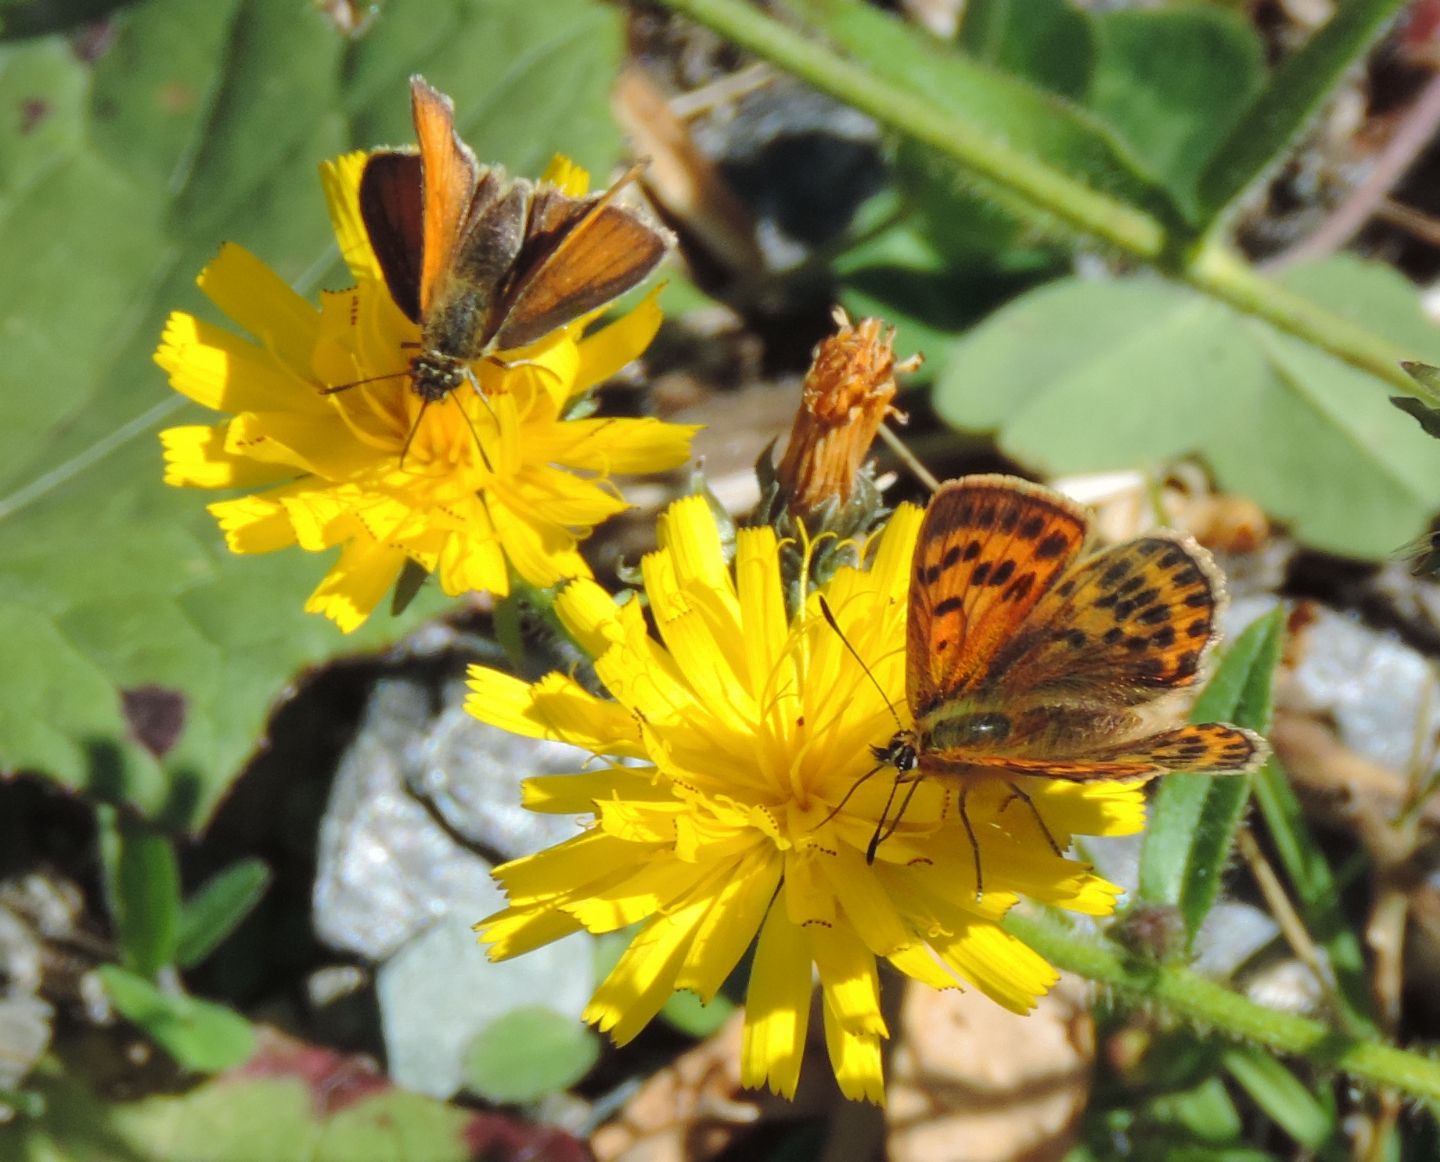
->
[815, 761, 885, 829]
[817, 595, 905, 735]
[321, 369, 412, 396]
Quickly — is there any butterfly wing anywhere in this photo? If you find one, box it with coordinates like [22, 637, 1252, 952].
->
[359, 151, 426, 324]
[906, 475, 1089, 724]
[918, 722, 1264, 781]
[408, 76, 481, 319]
[490, 166, 672, 352]
[976, 532, 1223, 708]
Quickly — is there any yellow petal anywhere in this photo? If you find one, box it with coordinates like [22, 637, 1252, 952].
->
[303, 537, 408, 633]
[573, 287, 664, 394]
[930, 918, 1059, 1015]
[478, 904, 587, 961]
[740, 897, 812, 1099]
[155, 312, 316, 416]
[160, 424, 292, 489]
[197, 244, 321, 368]
[320, 151, 383, 284]
[822, 991, 885, 1104]
[810, 922, 885, 1038]
[674, 847, 782, 1001]
[585, 892, 710, 1044]
[521, 415, 697, 475]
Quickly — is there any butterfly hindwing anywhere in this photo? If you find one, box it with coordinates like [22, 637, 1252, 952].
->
[976, 532, 1224, 706]
[494, 175, 672, 352]
[907, 475, 1087, 721]
[359, 151, 425, 325]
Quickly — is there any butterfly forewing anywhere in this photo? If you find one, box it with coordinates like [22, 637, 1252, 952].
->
[359, 152, 426, 324]
[408, 77, 481, 320]
[907, 476, 1087, 722]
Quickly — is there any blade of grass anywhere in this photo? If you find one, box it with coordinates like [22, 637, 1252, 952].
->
[1138, 607, 1284, 935]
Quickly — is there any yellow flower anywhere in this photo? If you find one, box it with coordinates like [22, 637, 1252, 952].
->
[468, 497, 1144, 1102]
[155, 153, 697, 632]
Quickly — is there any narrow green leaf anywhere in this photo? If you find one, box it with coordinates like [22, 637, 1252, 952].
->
[175, 858, 271, 970]
[463, 1006, 600, 1103]
[1221, 1046, 1338, 1151]
[1250, 759, 1376, 1032]
[1138, 607, 1284, 936]
[99, 965, 255, 1073]
[1196, 0, 1409, 226]
[105, 815, 183, 977]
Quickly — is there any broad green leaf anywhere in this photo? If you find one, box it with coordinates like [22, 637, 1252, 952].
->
[176, 858, 271, 970]
[958, 0, 1094, 101]
[101, 814, 182, 976]
[16, 1042, 481, 1161]
[1086, 6, 1264, 222]
[1138, 608, 1282, 934]
[661, 988, 736, 1038]
[463, 1006, 600, 1103]
[1222, 1046, 1339, 1152]
[791, 0, 1182, 227]
[0, 0, 627, 828]
[98, 965, 255, 1072]
[1196, 0, 1409, 226]
[936, 256, 1440, 558]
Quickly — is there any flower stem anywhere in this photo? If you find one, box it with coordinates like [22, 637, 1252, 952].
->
[1006, 912, 1440, 1103]
[650, 0, 1435, 403]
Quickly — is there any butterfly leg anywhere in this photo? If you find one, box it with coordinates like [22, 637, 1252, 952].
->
[998, 780, 1064, 857]
[399, 398, 432, 470]
[866, 773, 924, 864]
[953, 784, 986, 900]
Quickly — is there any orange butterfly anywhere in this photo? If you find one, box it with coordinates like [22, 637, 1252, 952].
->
[866, 474, 1264, 879]
[357, 75, 673, 410]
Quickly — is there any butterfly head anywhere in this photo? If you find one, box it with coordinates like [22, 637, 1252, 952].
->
[408, 350, 470, 403]
[871, 730, 918, 773]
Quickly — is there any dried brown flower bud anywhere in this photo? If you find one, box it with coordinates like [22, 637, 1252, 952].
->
[775, 310, 917, 519]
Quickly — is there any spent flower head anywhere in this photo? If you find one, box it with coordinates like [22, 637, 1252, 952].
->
[155, 152, 696, 632]
[468, 495, 1143, 1102]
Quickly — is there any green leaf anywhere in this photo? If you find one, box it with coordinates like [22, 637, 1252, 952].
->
[463, 1006, 600, 1103]
[175, 858, 271, 970]
[1138, 608, 1283, 937]
[98, 965, 255, 1073]
[958, 0, 1094, 101]
[935, 256, 1440, 558]
[101, 813, 182, 977]
[661, 988, 736, 1038]
[1085, 6, 1264, 222]
[16, 1041, 482, 1161]
[1250, 760, 1376, 1033]
[0, 0, 626, 828]
[1221, 1046, 1338, 1151]
[1196, 0, 1409, 225]
[791, 0, 1182, 228]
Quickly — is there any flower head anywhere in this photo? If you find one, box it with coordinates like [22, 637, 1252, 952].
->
[468, 496, 1143, 1102]
[156, 153, 696, 632]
